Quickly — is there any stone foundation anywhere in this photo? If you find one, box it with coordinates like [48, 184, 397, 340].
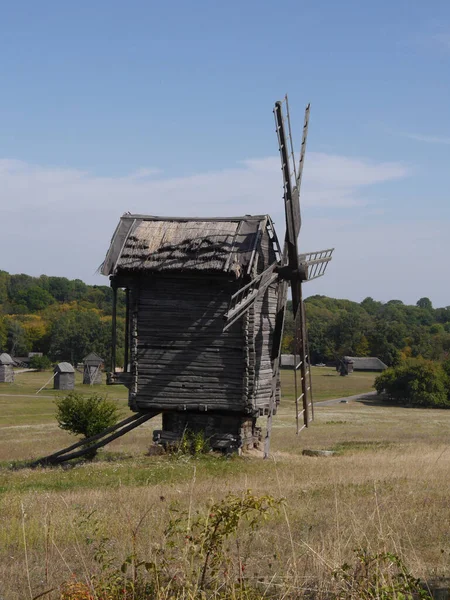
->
[153, 412, 262, 453]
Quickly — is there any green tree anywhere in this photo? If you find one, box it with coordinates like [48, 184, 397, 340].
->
[55, 392, 120, 458]
[354, 334, 370, 356]
[29, 355, 52, 370]
[374, 360, 449, 408]
[0, 316, 7, 350]
[49, 310, 124, 367]
[416, 297, 433, 311]
[20, 286, 55, 312]
[361, 296, 382, 315]
[0, 270, 10, 304]
[50, 310, 104, 364]
[6, 319, 30, 356]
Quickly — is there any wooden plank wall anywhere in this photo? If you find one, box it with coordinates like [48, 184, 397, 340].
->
[248, 229, 280, 413]
[83, 366, 102, 385]
[54, 373, 75, 390]
[132, 275, 248, 412]
[0, 365, 14, 383]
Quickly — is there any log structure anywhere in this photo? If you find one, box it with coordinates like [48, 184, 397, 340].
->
[100, 96, 334, 455]
[101, 215, 281, 451]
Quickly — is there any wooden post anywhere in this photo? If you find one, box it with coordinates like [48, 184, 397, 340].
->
[111, 281, 117, 373]
[124, 288, 130, 373]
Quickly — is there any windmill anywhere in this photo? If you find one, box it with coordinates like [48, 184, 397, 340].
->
[222, 96, 334, 455]
[32, 95, 334, 467]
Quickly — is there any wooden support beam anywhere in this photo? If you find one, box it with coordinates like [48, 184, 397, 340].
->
[124, 288, 130, 373]
[111, 283, 117, 373]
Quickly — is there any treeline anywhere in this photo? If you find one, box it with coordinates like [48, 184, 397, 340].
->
[284, 295, 450, 366]
[1, 269, 449, 370]
[0, 271, 125, 366]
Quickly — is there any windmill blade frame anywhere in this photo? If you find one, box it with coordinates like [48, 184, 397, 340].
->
[274, 100, 300, 274]
[293, 290, 313, 433]
[296, 102, 310, 192]
[299, 248, 334, 281]
[223, 262, 279, 331]
[264, 96, 317, 456]
[264, 275, 289, 458]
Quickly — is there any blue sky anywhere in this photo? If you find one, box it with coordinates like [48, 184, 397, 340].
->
[1, 1, 449, 305]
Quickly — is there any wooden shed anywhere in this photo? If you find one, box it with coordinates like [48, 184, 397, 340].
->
[54, 362, 75, 390]
[82, 353, 104, 385]
[0, 353, 14, 383]
[343, 356, 387, 372]
[101, 214, 281, 451]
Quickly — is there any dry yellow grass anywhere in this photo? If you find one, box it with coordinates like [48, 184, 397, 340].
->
[1, 369, 450, 598]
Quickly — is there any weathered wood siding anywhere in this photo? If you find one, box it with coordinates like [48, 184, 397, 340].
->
[131, 274, 248, 412]
[83, 366, 102, 385]
[252, 282, 279, 411]
[243, 228, 280, 413]
[54, 373, 75, 390]
[0, 365, 14, 383]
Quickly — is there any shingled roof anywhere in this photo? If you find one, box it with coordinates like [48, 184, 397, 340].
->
[0, 353, 14, 365]
[344, 356, 388, 371]
[83, 352, 104, 365]
[54, 362, 75, 373]
[101, 214, 270, 277]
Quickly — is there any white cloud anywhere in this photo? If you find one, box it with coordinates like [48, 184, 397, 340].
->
[0, 152, 422, 303]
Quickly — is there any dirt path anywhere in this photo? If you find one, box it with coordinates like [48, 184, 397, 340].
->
[315, 390, 377, 406]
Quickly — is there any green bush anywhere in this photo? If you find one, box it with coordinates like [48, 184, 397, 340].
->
[29, 355, 52, 371]
[374, 359, 450, 408]
[55, 392, 120, 444]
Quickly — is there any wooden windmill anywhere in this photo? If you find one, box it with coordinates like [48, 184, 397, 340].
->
[32, 95, 333, 467]
[99, 95, 333, 455]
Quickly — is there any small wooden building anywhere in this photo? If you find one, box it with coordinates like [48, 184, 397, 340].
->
[101, 214, 280, 451]
[344, 356, 387, 372]
[54, 362, 75, 390]
[0, 353, 14, 383]
[83, 353, 103, 385]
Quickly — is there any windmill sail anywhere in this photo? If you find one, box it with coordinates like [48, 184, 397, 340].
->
[223, 262, 278, 331]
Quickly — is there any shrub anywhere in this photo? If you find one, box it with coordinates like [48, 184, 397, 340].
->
[62, 490, 283, 599]
[55, 392, 120, 445]
[29, 355, 52, 371]
[374, 359, 450, 408]
[333, 549, 431, 599]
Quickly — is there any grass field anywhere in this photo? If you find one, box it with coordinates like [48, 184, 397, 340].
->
[1, 368, 450, 598]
